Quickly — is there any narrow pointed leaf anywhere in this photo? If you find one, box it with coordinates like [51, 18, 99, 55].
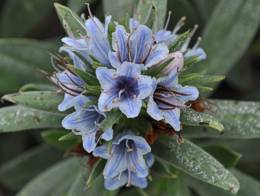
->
[154, 137, 240, 193]
[17, 158, 80, 196]
[184, 100, 260, 139]
[54, 3, 87, 38]
[198, 0, 260, 77]
[2, 91, 63, 112]
[181, 108, 224, 132]
[187, 170, 260, 196]
[0, 106, 63, 133]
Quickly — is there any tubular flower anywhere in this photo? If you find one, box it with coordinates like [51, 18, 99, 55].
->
[93, 131, 154, 190]
[62, 97, 113, 153]
[109, 20, 169, 69]
[96, 62, 154, 118]
[147, 70, 199, 131]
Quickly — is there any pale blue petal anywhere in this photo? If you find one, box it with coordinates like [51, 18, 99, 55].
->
[98, 92, 118, 112]
[117, 62, 141, 78]
[158, 70, 178, 88]
[60, 47, 87, 71]
[145, 153, 154, 168]
[145, 44, 169, 68]
[93, 145, 110, 159]
[58, 94, 90, 111]
[82, 132, 97, 153]
[61, 109, 99, 133]
[103, 147, 128, 179]
[155, 30, 177, 45]
[55, 71, 85, 90]
[112, 25, 128, 62]
[162, 108, 181, 131]
[129, 25, 153, 64]
[85, 17, 111, 66]
[101, 127, 113, 141]
[137, 76, 155, 99]
[130, 173, 148, 188]
[129, 152, 149, 177]
[108, 51, 121, 68]
[96, 67, 116, 90]
[61, 37, 89, 51]
[129, 18, 140, 31]
[174, 85, 199, 102]
[147, 96, 163, 121]
[119, 98, 142, 118]
[185, 48, 207, 61]
[104, 172, 128, 190]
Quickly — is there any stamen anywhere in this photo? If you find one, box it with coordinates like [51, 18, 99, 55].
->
[164, 11, 172, 30]
[181, 24, 198, 52]
[126, 140, 133, 152]
[173, 16, 186, 34]
[86, 3, 94, 18]
[192, 37, 202, 50]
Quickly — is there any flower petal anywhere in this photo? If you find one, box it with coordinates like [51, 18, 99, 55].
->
[162, 108, 181, 131]
[82, 132, 97, 153]
[162, 52, 184, 75]
[118, 98, 142, 118]
[137, 76, 155, 99]
[98, 92, 118, 112]
[103, 147, 128, 179]
[158, 70, 178, 88]
[58, 94, 90, 111]
[185, 47, 207, 61]
[147, 96, 163, 121]
[130, 173, 148, 188]
[129, 18, 140, 31]
[174, 85, 199, 102]
[101, 127, 113, 141]
[129, 25, 153, 64]
[108, 51, 122, 68]
[117, 62, 142, 78]
[129, 151, 149, 178]
[145, 44, 169, 68]
[93, 145, 110, 159]
[155, 30, 177, 45]
[112, 25, 128, 63]
[96, 67, 116, 90]
[85, 17, 111, 66]
[145, 153, 155, 168]
[104, 172, 128, 190]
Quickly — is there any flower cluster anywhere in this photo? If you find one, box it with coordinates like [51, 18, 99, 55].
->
[51, 10, 206, 190]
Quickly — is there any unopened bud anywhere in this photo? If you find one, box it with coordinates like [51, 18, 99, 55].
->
[162, 52, 184, 75]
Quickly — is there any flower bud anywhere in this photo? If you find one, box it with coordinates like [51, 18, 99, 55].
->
[162, 51, 184, 75]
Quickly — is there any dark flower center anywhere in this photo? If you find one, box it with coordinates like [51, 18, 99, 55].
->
[115, 76, 139, 100]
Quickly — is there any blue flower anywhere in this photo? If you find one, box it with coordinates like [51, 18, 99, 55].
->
[62, 97, 113, 153]
[85, 16, 112, 67]
[96, 62, 155, 118]
[147, 70, 199, 131]
[109, 21, 169, 69]
[93, 131, 153, 190]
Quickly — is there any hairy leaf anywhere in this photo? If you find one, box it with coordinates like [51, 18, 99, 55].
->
[184, 100, 260, 139]
[154, 137, 240, 193]
[0, 106, 63, 133]
[2, 91, 63, 112]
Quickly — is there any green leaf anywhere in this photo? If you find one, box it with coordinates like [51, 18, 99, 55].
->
[180, 73, 225, 86]
[68, 0, 91, 13]
[100, 110, 122, 131]
[0, 106, 63, 133]
[0, 39, 57, 92]
[136, 0, 153, 25]
[183, 100, 260, 139]
[198, 0, 260, 77]
[86, 160, 106, 188]
[54, 3, 87, 38]
[2, 91, 63, 112]
[151, 0, 167, 32]
[154, 137, 240, 193]
[187, 170, 260, 196]
[0, 0, 53, 37]
[0, 145, 62, 190]
[103, 0, 137, 21]
[17, 157, 80, 196]
[203, 145, 242, 168]
[181, 108, 224, 132]
[19, 83, 57, 92]
[58, 132, 78, 141]
[41, 129, 80, 150]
